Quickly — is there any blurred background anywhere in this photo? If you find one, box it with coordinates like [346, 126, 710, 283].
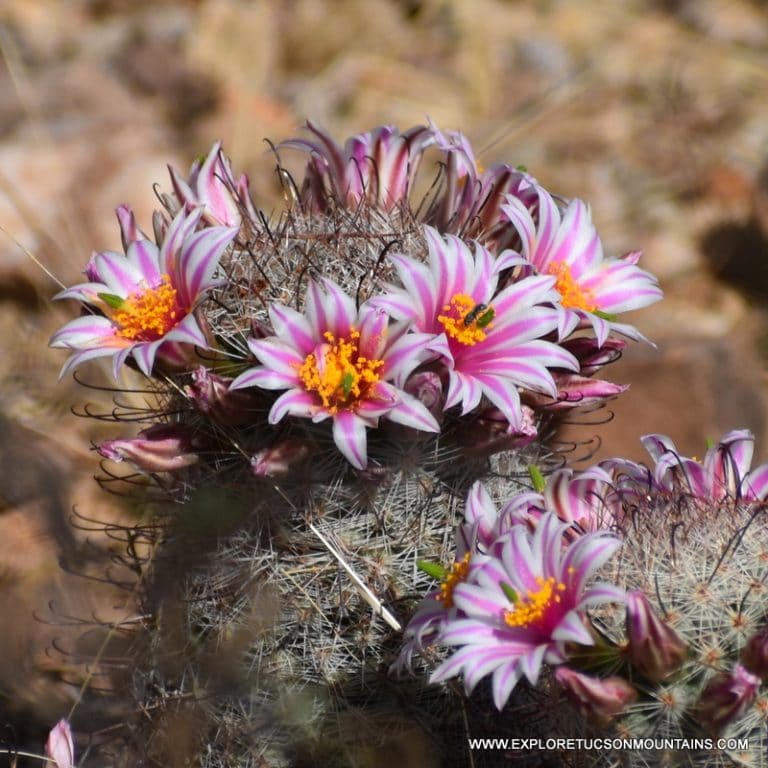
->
[2, 0, 768, 758]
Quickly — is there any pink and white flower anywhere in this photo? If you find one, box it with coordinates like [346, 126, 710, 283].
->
[51, 206, 238, 379]
[430, 512, 624, 709]
[229, 278, 439, 469]
[168, 140, 255, 227]
[604, 429, 768, 505]
[371, 226, 578, 428]
[502, 185, 662, 345]
[393, 482, 513, 676]
[282, 121, 435, 211]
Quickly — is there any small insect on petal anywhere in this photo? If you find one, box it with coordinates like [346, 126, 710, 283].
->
[501, 581, 519, 604]
[528, 464, 546, 493]
[418, 560, 448, 580]
[463, 303, 489, 327]
[475, 307, 495, 328]
[97, 292, 125, 309]
[342, 371, 355, 398]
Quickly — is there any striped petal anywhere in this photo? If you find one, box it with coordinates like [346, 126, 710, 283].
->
[332, 410, 369, 469]
[175, 225, 238, 308]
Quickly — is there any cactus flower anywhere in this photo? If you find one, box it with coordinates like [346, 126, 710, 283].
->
[230, 278, 439, 469]
[605, 430, 768, 506]
[502, 184, 662, 345]
[430, 513, 624, 709]
[282, 121, 435, 211]
[371, 226, 578, 428]
[168, 140, 255, 227]
[51, 206, 238, 378]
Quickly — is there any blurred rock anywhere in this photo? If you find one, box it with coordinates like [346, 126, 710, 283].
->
[561, 333, 768, 464]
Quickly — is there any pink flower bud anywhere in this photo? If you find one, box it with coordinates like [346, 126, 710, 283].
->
[625, 591, 687, 682]
[169, 141, 251, 227]
[250, 439, 312, 478]
[459, 405, 538, 457]
[45, 719, 74, 768]
[741, 627, 768, 681]
[555, 666, 637, 726]
[523, 372, 628, 412]
[403, 371, 444, 417]
[186, 366, 256, 426]
[696, 664, 761, 735]
[561, 336, 626, 376]
[115, 203, 147, 250]
[98, 424, 199, 472]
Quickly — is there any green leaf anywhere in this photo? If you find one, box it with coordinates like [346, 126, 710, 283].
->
[592, 309, 618, 321]
[515, 164, 528, 172]
[417, 560, 447, 580]
[98, 292, 125, 309]
[500, 581, 518, 604]
[528, 464, 546, 493]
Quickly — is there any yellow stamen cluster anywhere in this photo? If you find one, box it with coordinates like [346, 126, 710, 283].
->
[547, 261, 598, 312]
[437, 552, 472, 609]
[503, 575, 566, 629]
[113, 275, 181, 341]
[438, 293, 492, 346]
[297, 329, 383, 414]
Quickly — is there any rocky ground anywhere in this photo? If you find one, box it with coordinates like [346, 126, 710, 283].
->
[2, 0, 768, 762]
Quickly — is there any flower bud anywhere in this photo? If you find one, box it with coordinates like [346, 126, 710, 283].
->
[741, 627, 768, 681]
[696, 664, 761, 735]
[523, 372, 627, 412]
[45, 719, 74, 768]
[98, 424, 199, 472]
[625, 590, 687, 681]
[459, 405, 537, 457]
[187, 366, 256, 426]
[561, 336, 626, 376]
[403, 371, 444, 418]
[169, 141, 248, 227]
[555, 666, 637, 727]
[250, 439, 312, 478]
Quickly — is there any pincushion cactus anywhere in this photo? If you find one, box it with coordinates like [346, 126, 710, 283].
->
[48, 120, 698, 767]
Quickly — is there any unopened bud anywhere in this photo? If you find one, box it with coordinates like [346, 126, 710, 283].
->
[98, 424, 199, 472]
[555, 666, 637, 727]
[45, 719, 74, 768]
[741, 627, 768, 681]
[459, 405, 537, 457]
[403, 371, 444, 417]
[524, 372, 627, 412]
[251, 439, 312, 478]
[561, 336, 626, 376]
[626, 590, 687, 682]
[696, 664, 761, 735]
[187, 366, 256, 426]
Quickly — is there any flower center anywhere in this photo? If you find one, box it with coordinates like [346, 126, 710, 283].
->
[503, 575, 566, 629]
[112, 275, 181, 341]
[437, 552, 472, 609]
[547, 261, 597, 312]
[438, 293, 494, 346]
[297, 329, 384, 414]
